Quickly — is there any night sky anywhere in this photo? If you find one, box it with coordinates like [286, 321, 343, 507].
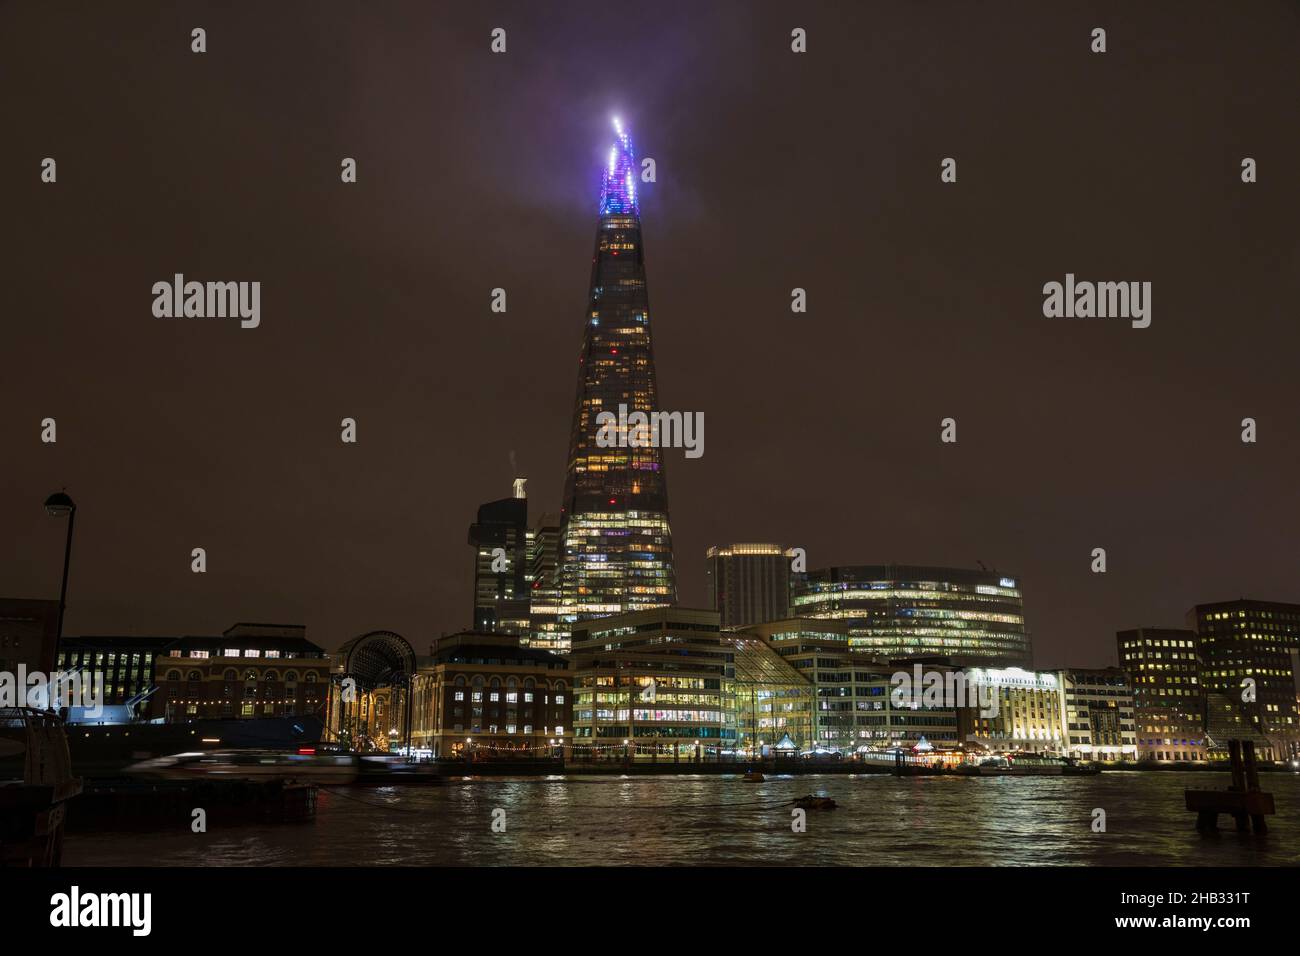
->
[4, 2, 1298, 667]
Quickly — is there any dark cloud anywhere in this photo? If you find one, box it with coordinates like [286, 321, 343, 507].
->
[3, 1, 1297, 665]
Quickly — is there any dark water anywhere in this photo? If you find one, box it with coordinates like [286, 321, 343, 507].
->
[64, 771, 1300, 866]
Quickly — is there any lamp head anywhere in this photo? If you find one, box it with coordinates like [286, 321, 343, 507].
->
[44, 492, 75, 516]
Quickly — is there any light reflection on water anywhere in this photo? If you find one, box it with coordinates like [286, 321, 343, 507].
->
[64, 772, 1300, 867]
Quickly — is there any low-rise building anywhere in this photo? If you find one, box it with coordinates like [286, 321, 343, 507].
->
[407, 632, 571, 758]
[1050, 667, 1137, 761]
[960, 667, 1065, 754]
[58, 622, 329, 721]
[740, 620, 958, 751]
[728, 636, 814, 753]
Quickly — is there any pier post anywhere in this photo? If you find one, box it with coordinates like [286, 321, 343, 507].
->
[1244, 742, 1267, 834]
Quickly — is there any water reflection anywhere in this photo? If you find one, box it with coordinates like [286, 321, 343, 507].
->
[64, 772, 1300, 867]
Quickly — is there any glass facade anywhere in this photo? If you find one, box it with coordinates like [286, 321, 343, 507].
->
[728, 637, 814, 753]
[569, 608, 734, 755]
[558, 120, 676, 629]
[790, 565, 1030, 667]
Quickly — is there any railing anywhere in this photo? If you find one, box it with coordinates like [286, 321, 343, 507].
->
[0, 706, 80, 794]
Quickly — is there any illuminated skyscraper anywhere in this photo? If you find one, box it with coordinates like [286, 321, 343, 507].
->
[557, 118, 676, 632]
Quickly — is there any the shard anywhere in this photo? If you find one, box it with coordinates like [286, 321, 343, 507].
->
[556, 118, 677, 635]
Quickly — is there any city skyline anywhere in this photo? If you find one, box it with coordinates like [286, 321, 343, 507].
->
[4, 2, 1299, 670]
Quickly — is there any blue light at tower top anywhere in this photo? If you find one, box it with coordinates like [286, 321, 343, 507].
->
[598, 116, 638, 216]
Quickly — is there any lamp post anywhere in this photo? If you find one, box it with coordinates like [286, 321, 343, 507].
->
[44, 491, 77, 662]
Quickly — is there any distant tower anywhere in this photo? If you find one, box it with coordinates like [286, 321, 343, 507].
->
[557, 118, 676, 629]
[706, 544, 791, 629]
[467, 478, 530, 635]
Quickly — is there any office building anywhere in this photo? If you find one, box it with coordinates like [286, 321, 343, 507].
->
[1188, 599, 1300, 756]
[706, 543, 792, 628]
[569, 607, 734, 756]
[1116, 628, 1207, 762]
[1051, 667, 1137, 761]
[526, 513, 567, 652]
[557, 119, 677, 626]
[790, 565, 1031, 667]
[467, 478, 531, 636]
[742, 619, 958, 751]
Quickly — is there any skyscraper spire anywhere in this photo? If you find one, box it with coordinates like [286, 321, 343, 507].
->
[599, 116, 638, 216]
[555, 118, 677, 639]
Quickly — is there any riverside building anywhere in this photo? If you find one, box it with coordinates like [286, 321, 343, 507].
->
[959, 668, 1065, 754]
[1188, 599, 1300, 757]
[407, 632, 571, 758]
[1050, 667, 1137, 761]
[790, 565, 1031, 667]
[1116, 628, 1208, 763]
[739, 619, 958, 751]
[728, 636, 814, 754]
[57, 623, 329, 720]
[568, 607, 735, 758]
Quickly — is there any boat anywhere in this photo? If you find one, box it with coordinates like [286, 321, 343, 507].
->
[742, 770, 765, 782]
[65, 713, 325, 778]
[356, 753, 443, 785]
[792, 795, 837, 810]
[0, 707, 83, 866]
[127, 749, 359, 785]
[959, 754, 1068, 776]
[960, 756, 1015, 775]
[1006, 754, 1067, 776]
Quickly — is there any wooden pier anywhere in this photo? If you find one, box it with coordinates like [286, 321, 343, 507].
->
[1185, 740, 1275, 834]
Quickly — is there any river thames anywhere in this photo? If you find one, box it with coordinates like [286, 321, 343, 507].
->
[63, 771, 1300, 866]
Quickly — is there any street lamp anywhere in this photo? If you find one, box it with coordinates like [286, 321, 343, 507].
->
[44, 491, 77, 660]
